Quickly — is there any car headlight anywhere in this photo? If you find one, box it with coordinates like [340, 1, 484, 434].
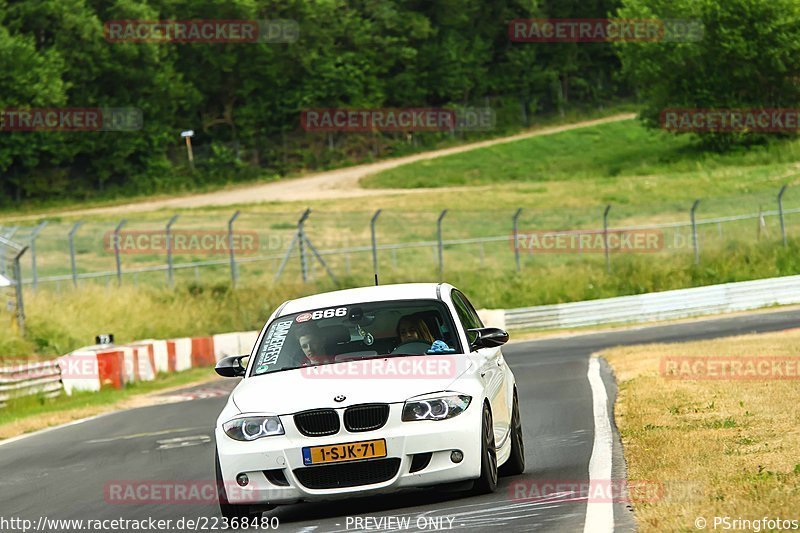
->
[223, 416, 284, 441]
[402, 394, 471, 421]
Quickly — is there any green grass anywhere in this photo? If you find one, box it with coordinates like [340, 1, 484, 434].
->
[7, 119, 800, 288]
[3, 114, 800, 360]
[0, 280, 319, 361]
[3, 235, 800, 360]
[362, 119, 800, 189]
[0, 366, 215, 429]
[0, 103, 639, 220]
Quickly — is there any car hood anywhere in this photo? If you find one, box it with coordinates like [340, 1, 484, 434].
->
[232, 355, 474, 413]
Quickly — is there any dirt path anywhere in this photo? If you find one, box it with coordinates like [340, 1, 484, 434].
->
[29, 113, 636, 219]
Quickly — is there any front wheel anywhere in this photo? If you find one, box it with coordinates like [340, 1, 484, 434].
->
[499, 389, 525, 476]
[471, 403, 498, 494]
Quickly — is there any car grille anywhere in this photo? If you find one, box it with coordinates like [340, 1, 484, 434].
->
[294, 409, 340, 437]
[293, 458, 401, 489]
[344, 404, 390, 432]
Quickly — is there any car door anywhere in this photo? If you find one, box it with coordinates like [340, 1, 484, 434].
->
[451, 290, 510, 445]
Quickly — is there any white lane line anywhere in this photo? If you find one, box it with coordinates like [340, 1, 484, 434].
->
[584, 357, 614, 533]
[156, 435, 211, 449]
[86, 426, 208, 444]
[0, 412, 114, 448]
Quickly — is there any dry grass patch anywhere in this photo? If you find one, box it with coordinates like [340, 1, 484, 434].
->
[600, 329, 800, 531]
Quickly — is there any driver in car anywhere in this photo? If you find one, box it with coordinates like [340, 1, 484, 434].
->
[296, 323, 334, 366]
[396, 315, 435, 345]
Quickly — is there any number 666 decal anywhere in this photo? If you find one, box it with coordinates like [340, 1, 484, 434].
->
[296, 307, 347, 322]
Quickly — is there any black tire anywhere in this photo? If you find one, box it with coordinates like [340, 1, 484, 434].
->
[471, 402, 498, 494]
[499, 389, 525, 477]
[215, 447, 259, 524]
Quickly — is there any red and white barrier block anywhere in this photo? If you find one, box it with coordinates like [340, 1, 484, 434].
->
[212, 331, 260, 362]
[58, 331, 260, 395]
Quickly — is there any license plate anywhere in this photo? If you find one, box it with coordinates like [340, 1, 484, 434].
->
[302, 439, 387, 465]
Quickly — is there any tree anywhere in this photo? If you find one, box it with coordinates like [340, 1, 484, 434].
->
[0, 14, 68, 201]
[616, 0, 800, 149]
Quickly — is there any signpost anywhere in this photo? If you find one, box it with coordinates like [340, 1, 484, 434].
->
[181, 130, 195, 168]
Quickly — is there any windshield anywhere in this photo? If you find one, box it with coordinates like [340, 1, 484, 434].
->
[250, 299, 462, 376]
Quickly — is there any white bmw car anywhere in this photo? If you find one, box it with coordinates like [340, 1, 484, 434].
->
[213, 283, 524, 520]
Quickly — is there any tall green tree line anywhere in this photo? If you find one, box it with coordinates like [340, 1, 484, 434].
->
[1, 0, 797, 204]
[0, 0, 627, 203]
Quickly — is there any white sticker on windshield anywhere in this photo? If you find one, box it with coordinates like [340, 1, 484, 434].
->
[259, 320, 293, 366]
[295, 307, 347, 322]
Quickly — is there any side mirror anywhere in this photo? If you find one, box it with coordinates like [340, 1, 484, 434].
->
[467, 327, 509, 351]
[215, 355, 249, 377]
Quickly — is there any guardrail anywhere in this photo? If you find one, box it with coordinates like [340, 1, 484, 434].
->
[503, 274, 800, 330]
[3, 274, 800, 408]
[0, 331, 259, 408]
[0, 361, 63, 408]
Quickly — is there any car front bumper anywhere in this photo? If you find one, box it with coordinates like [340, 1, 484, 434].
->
[216, 403, 482, 505]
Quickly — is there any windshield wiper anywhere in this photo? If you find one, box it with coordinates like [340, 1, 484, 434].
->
[256, 354, 427, 375]
[346, 353, 423, 362]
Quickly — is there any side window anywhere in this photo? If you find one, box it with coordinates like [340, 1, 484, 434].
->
[458, 291, 485, 329]
[452, 291, 482, 344]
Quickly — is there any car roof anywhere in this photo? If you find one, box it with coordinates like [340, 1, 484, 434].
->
[279, 283, 453, 316]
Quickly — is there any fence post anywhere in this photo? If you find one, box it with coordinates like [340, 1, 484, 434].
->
[297, 209, 311, 282]
[166, 214, 179, 287]
[778, 184, 788, 247]
[0, 226, 18, 276]
[603, 205, 612, 273]
[68, 221, 84, 288]
[13, 247, 28, 335]
[228, 210, 241, 287]
[302, 236, 338, 286]
[370, 209, 382, 280]
[114, 219, 127, 286]
[512, 208, 523, 271]
[437, 209, 448, 281]
[29, 221, 48, 290]
[690, 199, 701, 265]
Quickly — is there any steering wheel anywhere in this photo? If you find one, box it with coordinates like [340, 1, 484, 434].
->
[390, 341, 432, 355]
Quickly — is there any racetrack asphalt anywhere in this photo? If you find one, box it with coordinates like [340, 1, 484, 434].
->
[1, 308, 799, 532]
